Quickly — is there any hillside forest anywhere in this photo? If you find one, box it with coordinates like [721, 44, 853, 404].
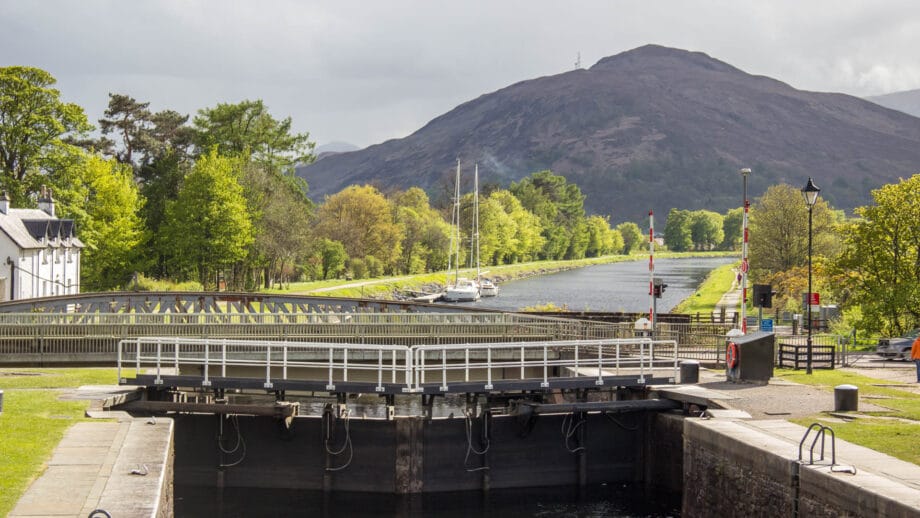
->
[1, 66, 919, 336]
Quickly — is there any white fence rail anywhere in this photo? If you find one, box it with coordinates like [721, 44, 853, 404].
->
[119, 337, 680, 393]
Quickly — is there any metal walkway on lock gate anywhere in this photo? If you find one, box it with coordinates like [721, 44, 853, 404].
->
[118, 336, 682, 395]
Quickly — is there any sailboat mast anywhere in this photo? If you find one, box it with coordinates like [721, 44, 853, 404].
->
[453, 160, 462, 284]
[474, 164, 480, 283]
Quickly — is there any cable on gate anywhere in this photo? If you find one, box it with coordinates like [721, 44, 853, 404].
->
[603, 411, 640, 431]
[218, 414, 247, 468]
[562, 412, 586, 453]
[464, 409, 490, 472]
[324, 408, 353, 471]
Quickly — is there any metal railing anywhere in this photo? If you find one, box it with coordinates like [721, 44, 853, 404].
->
[118, 336, 680, 393]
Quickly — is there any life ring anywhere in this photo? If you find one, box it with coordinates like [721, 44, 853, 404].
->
[726, 342, 739, 368]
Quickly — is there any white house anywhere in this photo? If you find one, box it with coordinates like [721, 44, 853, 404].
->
[0, 187, 83, 301]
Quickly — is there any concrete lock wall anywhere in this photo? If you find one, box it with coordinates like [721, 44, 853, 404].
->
[682, 419, 920, 518]
[172, 411, 654, 493]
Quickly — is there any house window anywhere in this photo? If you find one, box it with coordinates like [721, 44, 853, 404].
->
[67, 249, 73, 263]
[42, 249, 48, 264]
[56, 249, 61, 263]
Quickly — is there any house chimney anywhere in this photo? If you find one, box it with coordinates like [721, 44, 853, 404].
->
[0, 191, 8, 215]
[38, 185, 55, 217]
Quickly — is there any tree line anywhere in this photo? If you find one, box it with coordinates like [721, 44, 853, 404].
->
[0, 66, 648, 292]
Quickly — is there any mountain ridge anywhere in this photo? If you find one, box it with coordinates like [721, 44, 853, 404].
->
[298, 45, 920, 223]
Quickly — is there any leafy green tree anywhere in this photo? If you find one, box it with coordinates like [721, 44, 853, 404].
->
[749, 183, 838, 276]
[392, 187, 451, 273]
[314, 185, 402, 273]
[689, 210, 724, 250]
[98, 94, 152, 165]
[240, 163, 313, 288]
[318, 239, 347, 280]
[663, 209, 693, 252]
[75, 155, 147, 289]
[163, 150, 253, 288]
[616, 221, 644, 254]
[490, 190, 545, 263]
[0, 66, 92, 204]
[585, 215, 619, 257]
[510, 170, 588, 260]
[193, 99, 315, 175]
[720, 208, 743, 250]
[831, 175, 920, 334]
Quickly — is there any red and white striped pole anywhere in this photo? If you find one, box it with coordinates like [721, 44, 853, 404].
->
[649, 210, 655, 325]
[739, 167, 751, 334]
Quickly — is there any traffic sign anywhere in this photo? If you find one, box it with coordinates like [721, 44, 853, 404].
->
[740, 259, 749, 273]
[760, 318, 774, 332]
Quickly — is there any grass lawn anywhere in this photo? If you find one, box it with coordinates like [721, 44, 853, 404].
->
[776, 368, 920, 465]
[671, 261, 739, 315]
[0, 368, 118, 516]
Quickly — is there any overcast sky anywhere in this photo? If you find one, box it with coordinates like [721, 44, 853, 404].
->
[3, 1, 920, 149]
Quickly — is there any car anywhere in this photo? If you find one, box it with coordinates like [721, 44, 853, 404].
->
[876, 329, 920, 360]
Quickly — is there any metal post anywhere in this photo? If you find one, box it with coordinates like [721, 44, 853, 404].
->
[807, 204, 813, 374]
[740, 168, 751, 334]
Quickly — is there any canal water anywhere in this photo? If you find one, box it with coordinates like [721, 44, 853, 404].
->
[176, 483, 682, 517]
[476, 256, 737, 312]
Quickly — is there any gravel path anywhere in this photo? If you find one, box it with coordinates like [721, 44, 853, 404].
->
[694, 362, 920, 420]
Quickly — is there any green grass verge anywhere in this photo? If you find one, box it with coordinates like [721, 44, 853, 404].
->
[776, 368, 920, 465]
[671, 261, 739, 315]
[0, 368, 118, 516]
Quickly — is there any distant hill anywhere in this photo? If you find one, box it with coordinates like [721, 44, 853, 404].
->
[298, 45, 920, 222]
[866, 89, 920, 119]
[314, 141, 361, 161]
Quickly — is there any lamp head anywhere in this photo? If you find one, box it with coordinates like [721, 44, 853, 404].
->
[740, 167, 751, 177]
[801, 177, 820, 207]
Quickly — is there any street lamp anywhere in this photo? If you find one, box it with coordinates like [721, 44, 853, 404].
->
[740, 168, 751, 333]
[801, 177, 820, 374]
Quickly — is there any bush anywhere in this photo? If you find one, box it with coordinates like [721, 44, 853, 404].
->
[131, 274, 203, 292]
[348, 258, 368, 279]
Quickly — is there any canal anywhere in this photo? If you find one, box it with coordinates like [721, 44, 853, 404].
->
[476, 256, 737, 312]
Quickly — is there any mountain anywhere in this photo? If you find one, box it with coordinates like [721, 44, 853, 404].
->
[314, 141, 361, 161]
[298, 45, 920, 222]
[866, 89, 920, 119]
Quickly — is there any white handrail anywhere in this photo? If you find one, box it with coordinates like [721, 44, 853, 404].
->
[118, 337, 680, 393]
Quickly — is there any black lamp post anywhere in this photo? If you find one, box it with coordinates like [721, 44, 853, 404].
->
[801, 177, 820, 374]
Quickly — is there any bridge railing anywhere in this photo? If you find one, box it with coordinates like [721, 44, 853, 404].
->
[413, 338, 679, 392]
[119, 337, 415, 392]
[118, 336, 680, 392]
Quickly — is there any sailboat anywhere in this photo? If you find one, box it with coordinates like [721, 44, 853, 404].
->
[442, 160, 480, 302]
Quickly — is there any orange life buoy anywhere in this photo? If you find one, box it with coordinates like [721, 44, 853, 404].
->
[726, 341, 739, 368]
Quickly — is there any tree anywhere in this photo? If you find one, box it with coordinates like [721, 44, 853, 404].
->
[585, 215, 619, 257]
[663, 209, 692, 252]
[510, 170, 588, 260]
[75, 155, 147, 290]
[720, 208, 743, 250]
[163, 150, 253, 288]
[0, 66, 92, 204]
[689, 210, 724, 250]
[318, 238, 347, 279]
[831, 175, 920, 334]
[314, 185, 402, 273]
[616, 221, 644, 254]
[490, 190, 545, 263]
[240, 162, 313, 288]
[392, 187, 452, 273]
[193, 100, 315, 175]
[748, 183, 838, 276]
[98, 94, 152, 165]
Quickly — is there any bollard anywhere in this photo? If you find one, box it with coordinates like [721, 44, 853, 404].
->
[680, 360, 700, 384]
[834, 384, 858, 412]
[0, 389, 4, 415]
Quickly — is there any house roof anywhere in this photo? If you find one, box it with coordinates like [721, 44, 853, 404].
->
[0, 208, 85, 250]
